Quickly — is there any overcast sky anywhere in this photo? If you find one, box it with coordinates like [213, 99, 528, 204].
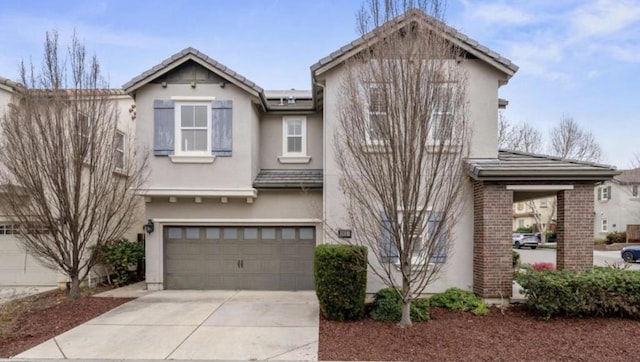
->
[1, 0, 638, 168]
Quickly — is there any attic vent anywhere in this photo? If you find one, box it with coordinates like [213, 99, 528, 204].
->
[287, 88, 296, 104]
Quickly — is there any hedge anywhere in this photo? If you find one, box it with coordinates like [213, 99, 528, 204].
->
[314, 244, 367, 321]
[516, 267, 640, 319]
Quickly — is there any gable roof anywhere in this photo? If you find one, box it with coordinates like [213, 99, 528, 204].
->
[122, 47, 267, 108]
[466, 150, 620, 181]
[310, 8, 518, 79]
[0, 76, 22, 92]
[612, 168, 640, 184]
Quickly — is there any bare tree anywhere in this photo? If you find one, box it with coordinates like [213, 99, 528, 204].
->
[549, 115, 601, 162]
[0, 32, 147, 299]
[526, 197, 556, 243]
[498, 113, 543, 154]
[334, 1, 469, 327]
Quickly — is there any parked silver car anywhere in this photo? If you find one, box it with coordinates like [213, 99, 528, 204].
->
[512, 233, 539, 249]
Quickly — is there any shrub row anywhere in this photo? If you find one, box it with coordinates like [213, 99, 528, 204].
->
[516, 267, 640, 319]
[606, 231, 626, 244]
[314, 244, 367, 321]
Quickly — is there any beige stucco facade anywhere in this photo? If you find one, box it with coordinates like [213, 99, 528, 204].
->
[318, 56, 510, 293]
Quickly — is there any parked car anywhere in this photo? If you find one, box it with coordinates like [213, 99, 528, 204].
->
[621, 245, 640, 263]
[512, 233, 539, 249]
[535, 232, 557, 243]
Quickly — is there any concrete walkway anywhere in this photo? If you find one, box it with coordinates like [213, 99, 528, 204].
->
[13, 290, 319, 361]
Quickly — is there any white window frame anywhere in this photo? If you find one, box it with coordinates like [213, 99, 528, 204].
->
[174, 102, 212, 156]
[115, 131, 126, 171]
[365, 82, 388, 145]
[602, 219, 608, 232]
[0, 224, 19, 235]
[281, 116, 308, 158]
[429, 82, 456, 144]
[600, 186, 610, 201]
[396, 209, 432, 267]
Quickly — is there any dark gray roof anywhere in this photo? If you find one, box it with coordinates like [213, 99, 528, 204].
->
[0, 76, 22, 91]
[253, 169, 323, 189]
[613, 168, 640, 184]
[122, 47, 265, 99]
[466, 150, 620, 181]
[310, 9, 518, 77]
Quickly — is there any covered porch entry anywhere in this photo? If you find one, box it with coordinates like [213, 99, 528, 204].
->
[466, 150, 620, 299]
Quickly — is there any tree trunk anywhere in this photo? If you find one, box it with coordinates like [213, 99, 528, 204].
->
[400, 275, 412, 327]
[68, 274, 81, 299]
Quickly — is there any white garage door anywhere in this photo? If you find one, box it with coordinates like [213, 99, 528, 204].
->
[164, 226, 315, 290]
[0, 226, 58, 286]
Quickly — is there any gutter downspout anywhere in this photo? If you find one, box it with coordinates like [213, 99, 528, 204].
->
[313, 80, 327, 245]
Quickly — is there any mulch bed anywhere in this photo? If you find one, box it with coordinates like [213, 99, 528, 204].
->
[0, 289, 132, 358]
[319, 305, 640, 361]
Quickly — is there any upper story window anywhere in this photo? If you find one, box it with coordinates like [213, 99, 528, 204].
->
[517, 202, 524, 211]
[153, 98, 232, 163]
[430, 82, 455, 143]
[114, 131, 125, 170]
[366, 83, 387, 144]
[177, 103, 210, 154]
[539, 199, 548, 208]
[597, 185, 611, 201]
[0, 224, 18, 235]
[279, 116, 310, 164]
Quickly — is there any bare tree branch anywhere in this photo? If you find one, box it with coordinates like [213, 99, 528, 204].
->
[498, 113, 543, 154]
[0, 31, 148, 299]
[333, 0, 468, 327]
[549, 115, 601, 162]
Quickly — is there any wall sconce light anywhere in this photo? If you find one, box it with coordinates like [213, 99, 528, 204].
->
[143, 219, 154, 234]
[190, 81, 196, 88]
[220, 81, 226, 88]
[161, 81, 167, 88]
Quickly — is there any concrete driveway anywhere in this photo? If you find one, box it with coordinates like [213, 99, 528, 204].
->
[14, 290, 319, 361]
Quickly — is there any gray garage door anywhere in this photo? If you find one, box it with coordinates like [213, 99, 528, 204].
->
[164, 226, 315, 290]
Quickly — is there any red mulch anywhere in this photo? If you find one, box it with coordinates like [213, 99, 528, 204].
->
[0, 289, 132, 358]
[319, 306, 640, 361]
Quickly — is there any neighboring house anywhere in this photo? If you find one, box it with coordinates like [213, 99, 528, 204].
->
[513, 197, 556, 232]
[594, 168, 640, 239]
[127, 9, 618, 300]
[0, 77, 143, 287]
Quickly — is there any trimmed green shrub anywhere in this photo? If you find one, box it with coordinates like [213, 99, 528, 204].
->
[512, 251, 520, 269]
[370, 287, 430, 322]
[430, 287, 489, 316]
[515, 226, 533, 233]
[314, 244, 367, 321]
[98, 239, 144, 287]
[606, 231, 626, 244]
[516, 267, 640, 319]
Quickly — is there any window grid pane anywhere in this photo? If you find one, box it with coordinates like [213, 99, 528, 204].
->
[186, 228, 200, 240]
[205, 228, 220, 239]
[282, 228, 296, 240]
[167, 227, 182, 239]
[223, 228, 238, 239]
[261, 228, 276, 239]
[244, 228, 258, 239]
[287, 136, 302, 153]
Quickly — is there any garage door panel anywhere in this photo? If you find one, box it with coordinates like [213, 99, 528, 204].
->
[0, 236, 58, 286]
[164, 226, 315, 290]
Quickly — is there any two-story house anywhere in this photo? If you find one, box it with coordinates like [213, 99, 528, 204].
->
[126, 10, 619, 300]
[594, 168, 640, 238]
[0, 76, 142, 287]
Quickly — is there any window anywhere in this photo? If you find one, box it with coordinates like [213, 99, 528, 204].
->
[539, 199, 548, 208]
[430, 83, 455, 143]
[598, 186, 611, 201]
[398, 211, 425, 263]
[114, 131, 125, 170]
[632, 185, 638, 198]
[366, 83, 387, 144]
[517, 203, 524, 211]
[282, 117, 307, 156]
[518, 219, 524, 228]
[602, 219, 608, 232]
[176, 103, 210, 154]
[0, 224, 18, 235]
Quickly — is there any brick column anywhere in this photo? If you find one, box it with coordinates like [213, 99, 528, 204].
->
[557, 183, 594, 271]
[473, 181, 513, 298]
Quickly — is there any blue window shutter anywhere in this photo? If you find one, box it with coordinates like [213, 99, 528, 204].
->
[428, 211, 447, 263]
[153, 100, 175, 156]
[212, 100, 232, 157]
[380, 213, 398, 263]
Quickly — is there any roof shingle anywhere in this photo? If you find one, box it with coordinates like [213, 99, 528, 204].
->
[253, 169, 323, 189]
